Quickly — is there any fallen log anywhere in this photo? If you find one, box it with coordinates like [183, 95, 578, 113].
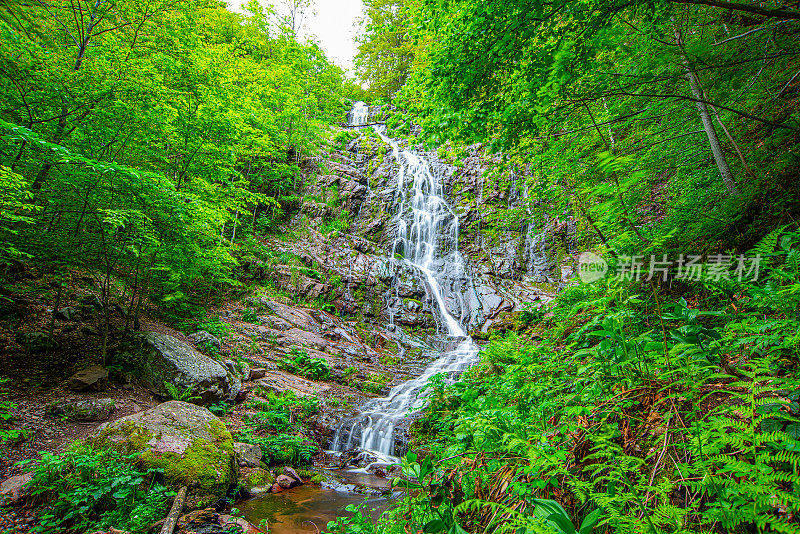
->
[159, 486, 187, 534]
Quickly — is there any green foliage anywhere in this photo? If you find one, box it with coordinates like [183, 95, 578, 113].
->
[325, 501, 379, 534]
[355, 0, 415, 100]
[280, 347, 331, 380]
[208, 401, 233, 416]
[19, 445, 172, 533]
[319, 212, 352, 235]
[235, 428, 317, 465]
[362, 229, 800, 533]
[361, 372, 391, 394]
[0, 377, 28, 444]
[163, 382, 201, 403]
[177, 315, 232, 340]
[0, 0, 349, 312]
[241, 307, 259, 323]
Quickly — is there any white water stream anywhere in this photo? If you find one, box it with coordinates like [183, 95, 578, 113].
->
[331, 103, 479, 460]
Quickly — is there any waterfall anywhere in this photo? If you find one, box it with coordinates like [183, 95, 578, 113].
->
[331, 106, 479, 459]
[349, 101, 369, 126]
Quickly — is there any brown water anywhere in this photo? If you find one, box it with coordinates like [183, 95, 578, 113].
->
[236, 480, 394, 534]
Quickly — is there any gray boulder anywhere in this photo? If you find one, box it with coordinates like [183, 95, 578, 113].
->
[90, 401, 237, 507]
[55, 306, 79, 322]
[114, 332, 240, 404]
[189, 330, 221, 350]
[0, 473, 32, 506]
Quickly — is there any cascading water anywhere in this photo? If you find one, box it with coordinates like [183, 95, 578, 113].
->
[349, 101, 369, 126]
[331, 105, 479, 459]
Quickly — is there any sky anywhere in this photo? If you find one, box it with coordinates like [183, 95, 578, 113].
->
[227, 0, 365, 74]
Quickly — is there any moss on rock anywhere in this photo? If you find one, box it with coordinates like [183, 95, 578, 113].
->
[88, 401, 237, 507]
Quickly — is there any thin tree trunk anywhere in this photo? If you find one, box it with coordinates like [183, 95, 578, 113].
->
[674, 23, 741, 196]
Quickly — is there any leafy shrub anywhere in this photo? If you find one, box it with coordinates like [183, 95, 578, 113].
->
[361, 372, 390, 394]
[325, 501, 379, 534]
[177, 315, 232, 340]
[20, 445, 172, 533]
[208, 401, 233, 416]
[241, 307, 258, 323]
[280, 348, 331, 380]
[319, 213, 351, 235]
[235, 429, 317, 465]
[360, 229, 800, 534]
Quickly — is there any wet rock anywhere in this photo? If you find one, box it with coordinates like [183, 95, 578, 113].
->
[189, 331, 221, 350]
[90, 401, 237, 507]
[176, 508, 224, 534]
[0, 473, 32, 506]
[238, 467, 274, 496]
[263, 301, 321, 332]
[258, 315, 292, 330]
[282, 466, 303, 485]
[298, 278, 329, 300]
[219, 515, 262, 534]
[47, 398, 116, 421]
[113, 332, 240, 404]
[339, 448, 378, 469]
[66, 365, 108, 391]
[234, 442, 262, 468]
[276, 474, 297, 489]
[280, 328, 328, 351]
[254, 371, 330, 398]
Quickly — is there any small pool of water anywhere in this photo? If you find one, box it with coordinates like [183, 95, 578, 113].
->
[236, 473, 396, 534]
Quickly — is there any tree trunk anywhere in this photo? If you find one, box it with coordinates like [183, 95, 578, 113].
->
[674, 23, 741, 196]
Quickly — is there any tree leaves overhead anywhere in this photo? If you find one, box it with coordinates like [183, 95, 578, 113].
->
[0, 0, 348, 306]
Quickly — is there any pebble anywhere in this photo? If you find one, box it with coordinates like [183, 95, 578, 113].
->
[0, 508, 36, 533]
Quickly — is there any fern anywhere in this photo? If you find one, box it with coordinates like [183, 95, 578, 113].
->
[163, 382, 201, 403]
[747, 224, 791, 259]
[679, 357, 800, 532]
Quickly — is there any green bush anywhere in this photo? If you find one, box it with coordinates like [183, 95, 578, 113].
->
[361, 229, 800, 534]
[19, 445, 172, 533]
[280, 348, 331, 380]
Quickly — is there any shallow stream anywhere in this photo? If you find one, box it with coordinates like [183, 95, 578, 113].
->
[236, 470, 396, 534]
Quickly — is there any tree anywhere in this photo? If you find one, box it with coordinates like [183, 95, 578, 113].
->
[355, 0, 415, 100]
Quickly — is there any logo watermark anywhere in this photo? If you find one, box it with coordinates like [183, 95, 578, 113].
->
[578, 252, 609, 283]
[579, 253, 762, 284]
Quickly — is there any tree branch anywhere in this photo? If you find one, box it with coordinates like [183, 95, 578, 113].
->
[671, 0, 800, 20]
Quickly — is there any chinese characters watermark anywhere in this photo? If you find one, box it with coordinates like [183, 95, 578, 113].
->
[578, 252, 761, 284]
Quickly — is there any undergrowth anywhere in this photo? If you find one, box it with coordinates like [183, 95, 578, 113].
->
[330, 228, 800, 533]
[19, 445, 172, 533]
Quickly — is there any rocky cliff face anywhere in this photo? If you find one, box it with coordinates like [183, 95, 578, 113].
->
[263, 117, 578, 341]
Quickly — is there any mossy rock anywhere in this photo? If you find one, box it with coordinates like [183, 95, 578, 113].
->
[88, 401, 237, 507]
[239, 467, 275, 494]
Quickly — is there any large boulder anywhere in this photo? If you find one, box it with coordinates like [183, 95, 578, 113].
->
[114, 332, 240, 404]
[89, 401, 237, 507]
[238, 467, 275, 497]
